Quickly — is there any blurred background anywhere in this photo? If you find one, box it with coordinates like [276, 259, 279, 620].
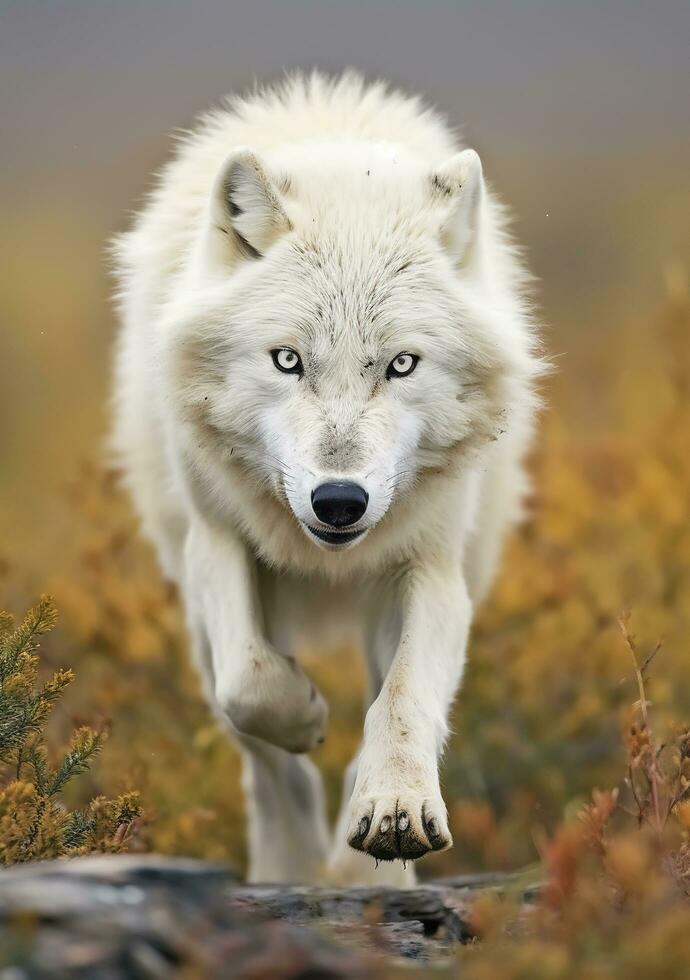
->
[1, 1, 689, 877]
[2, 0, 690, 547]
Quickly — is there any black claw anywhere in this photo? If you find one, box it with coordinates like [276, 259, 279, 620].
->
[348, 811, 371, 852]
[422, 809, 448, 852]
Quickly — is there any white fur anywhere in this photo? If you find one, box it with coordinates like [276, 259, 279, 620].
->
[112, 71, 543, 885]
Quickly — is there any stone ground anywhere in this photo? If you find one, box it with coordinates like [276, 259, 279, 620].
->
[0, 855, 539, 977]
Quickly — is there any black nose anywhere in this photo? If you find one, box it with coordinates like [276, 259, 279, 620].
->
[311, 482, 369, 528]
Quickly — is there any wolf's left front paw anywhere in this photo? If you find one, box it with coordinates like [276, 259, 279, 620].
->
[346, 788, 451, 862]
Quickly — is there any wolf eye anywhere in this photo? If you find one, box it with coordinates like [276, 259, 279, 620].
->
[386, 353, 419, 379]
[271, 348, 303, 376]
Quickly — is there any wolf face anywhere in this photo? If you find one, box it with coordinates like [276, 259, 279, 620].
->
[167, 144, 524, 555]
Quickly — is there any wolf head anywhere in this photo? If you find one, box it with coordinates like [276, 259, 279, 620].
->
[169, 140, 535, 553]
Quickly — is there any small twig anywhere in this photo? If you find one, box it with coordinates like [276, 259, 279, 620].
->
[627, 764, 645, 826]
[669, 751, 685, 814]
[641, 640, 663, 678]
[619, 616, 663, 831]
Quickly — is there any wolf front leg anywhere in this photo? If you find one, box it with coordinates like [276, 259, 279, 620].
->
[345, 559, 471, 863]
[183, 518, 328, 754]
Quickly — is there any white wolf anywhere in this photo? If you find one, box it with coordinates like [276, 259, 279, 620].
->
[112, 71, 542, 886]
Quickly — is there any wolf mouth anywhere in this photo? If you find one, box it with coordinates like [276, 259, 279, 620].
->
[305, 525, 367, 546]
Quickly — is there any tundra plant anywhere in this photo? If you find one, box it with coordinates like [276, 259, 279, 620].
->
[0, 595, 140, 863]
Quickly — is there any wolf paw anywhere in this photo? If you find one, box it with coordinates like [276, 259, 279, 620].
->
[346, 790, 451, 862]
[218, 654, 328, 754]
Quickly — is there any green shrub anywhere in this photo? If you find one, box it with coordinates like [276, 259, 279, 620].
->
[0, 595, 140, 863]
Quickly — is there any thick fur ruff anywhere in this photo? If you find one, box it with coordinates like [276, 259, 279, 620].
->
[112, 71, 544, 885]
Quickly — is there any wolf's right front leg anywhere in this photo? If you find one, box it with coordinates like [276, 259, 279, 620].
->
[183, 518, 328, 754]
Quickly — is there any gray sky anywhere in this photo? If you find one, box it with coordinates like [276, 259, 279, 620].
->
[3, 0, 689, 174]
[1, 0, 689, 320]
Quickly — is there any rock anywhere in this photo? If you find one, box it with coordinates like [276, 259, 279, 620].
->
[0, 856, 537, 977]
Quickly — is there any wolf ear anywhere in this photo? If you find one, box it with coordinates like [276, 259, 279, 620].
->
[430, 149, 485, 266]
[212, 149, 291, 259]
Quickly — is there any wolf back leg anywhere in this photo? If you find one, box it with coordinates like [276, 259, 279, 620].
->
[240, 735, 331, 884]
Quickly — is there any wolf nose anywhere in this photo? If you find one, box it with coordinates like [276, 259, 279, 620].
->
[311, 482, 369, 528]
